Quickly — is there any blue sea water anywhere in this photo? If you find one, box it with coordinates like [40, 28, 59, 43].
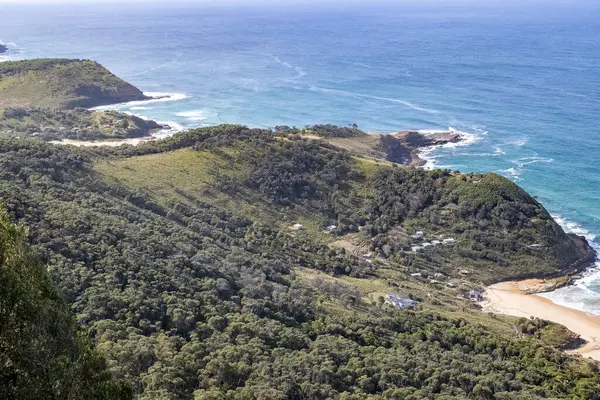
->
[1, 1, 600, 310]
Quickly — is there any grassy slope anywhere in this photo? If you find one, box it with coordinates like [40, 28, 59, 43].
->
[0, 59, 147, 109]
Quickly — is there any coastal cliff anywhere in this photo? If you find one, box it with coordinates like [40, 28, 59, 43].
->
[0, 58, 149, 109]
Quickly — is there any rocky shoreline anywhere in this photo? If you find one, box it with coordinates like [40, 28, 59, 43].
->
[511, 234, 597, 294]
[381, 130, 463, 166]
[324, 129, 464, 167]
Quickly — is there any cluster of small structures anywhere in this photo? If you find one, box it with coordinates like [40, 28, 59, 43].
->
[406, 267, 485, 303]
[292, 224, 486, 306]
[409, 231, 456, 253]
[385, 294, 416, 309]
[467, 289, 484, 302]
[386, 287, 484, 311]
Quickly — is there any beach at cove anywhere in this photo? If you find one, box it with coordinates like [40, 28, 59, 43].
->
[484, 280, 600, 360]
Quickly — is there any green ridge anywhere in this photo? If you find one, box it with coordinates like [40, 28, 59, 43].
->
[0, 125, 598, 399]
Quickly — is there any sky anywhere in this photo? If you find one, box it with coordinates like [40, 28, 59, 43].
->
[0, 0, 597, 15]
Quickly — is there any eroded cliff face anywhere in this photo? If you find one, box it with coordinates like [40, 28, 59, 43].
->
[379, 134, 413, 164]
[71, 83, 148, 109]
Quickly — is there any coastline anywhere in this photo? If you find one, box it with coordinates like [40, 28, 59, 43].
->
[416, 127, 481, 169]
[483, 280, 600, 360]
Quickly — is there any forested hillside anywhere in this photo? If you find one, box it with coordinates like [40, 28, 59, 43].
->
[0, 107, 163, 140]
[0, 210, 131, 399]
[0, 125, 597, 399]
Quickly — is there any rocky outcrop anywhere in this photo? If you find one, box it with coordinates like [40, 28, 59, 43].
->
[393, 130, 461, 147]
[379, 131, 462, 166]
[0, 44, 7, 54]
[324, 130, 465, 167]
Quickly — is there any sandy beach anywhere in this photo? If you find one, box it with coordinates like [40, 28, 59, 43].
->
[483, 280, 600, 360]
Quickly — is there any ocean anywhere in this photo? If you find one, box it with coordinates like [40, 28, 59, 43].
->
[1, 1, 600, 311]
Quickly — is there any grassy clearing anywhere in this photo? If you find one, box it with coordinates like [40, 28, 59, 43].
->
[95, 149, 230, 201]
[94, 148, 338, 243]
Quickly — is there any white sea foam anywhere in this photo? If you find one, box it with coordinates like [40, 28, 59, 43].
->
[493, 145, 506, 155]
[175, 110, 208, 121]
[509, 138, 528, 147]
[92, 92, 190, 111]
[0, 40, 19, 62]
[309, 85, 440, 114]
[514, 156, 553, 167]
[538, 215, 600, 315]
[151, 121, 185, 138]
[496, 156, 553, 182]
[274, 56, 307, 82]
[552, 215, 597, 242]
[498, 167, 522, 181]
[129, 106, 152, 111]
[418, 127, 484, 170]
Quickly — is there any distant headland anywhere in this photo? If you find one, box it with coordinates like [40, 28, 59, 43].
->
[0, 58, 150, 109]
[0, 58, 168, 140]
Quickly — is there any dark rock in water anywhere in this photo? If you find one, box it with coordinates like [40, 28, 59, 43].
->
[0, 44, 7, 54]
[394, 130, 461, 147]
[394, 131, 433, 147]
[376, 130, 463, 166]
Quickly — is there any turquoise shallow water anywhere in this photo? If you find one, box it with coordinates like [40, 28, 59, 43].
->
[2, 1, 600, 311]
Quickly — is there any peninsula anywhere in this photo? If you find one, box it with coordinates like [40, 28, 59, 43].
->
[0, 58, 166, 140]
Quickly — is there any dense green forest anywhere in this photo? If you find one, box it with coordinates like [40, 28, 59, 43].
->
[0, 210, 131, 399]
[0, 124, 598, 399]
